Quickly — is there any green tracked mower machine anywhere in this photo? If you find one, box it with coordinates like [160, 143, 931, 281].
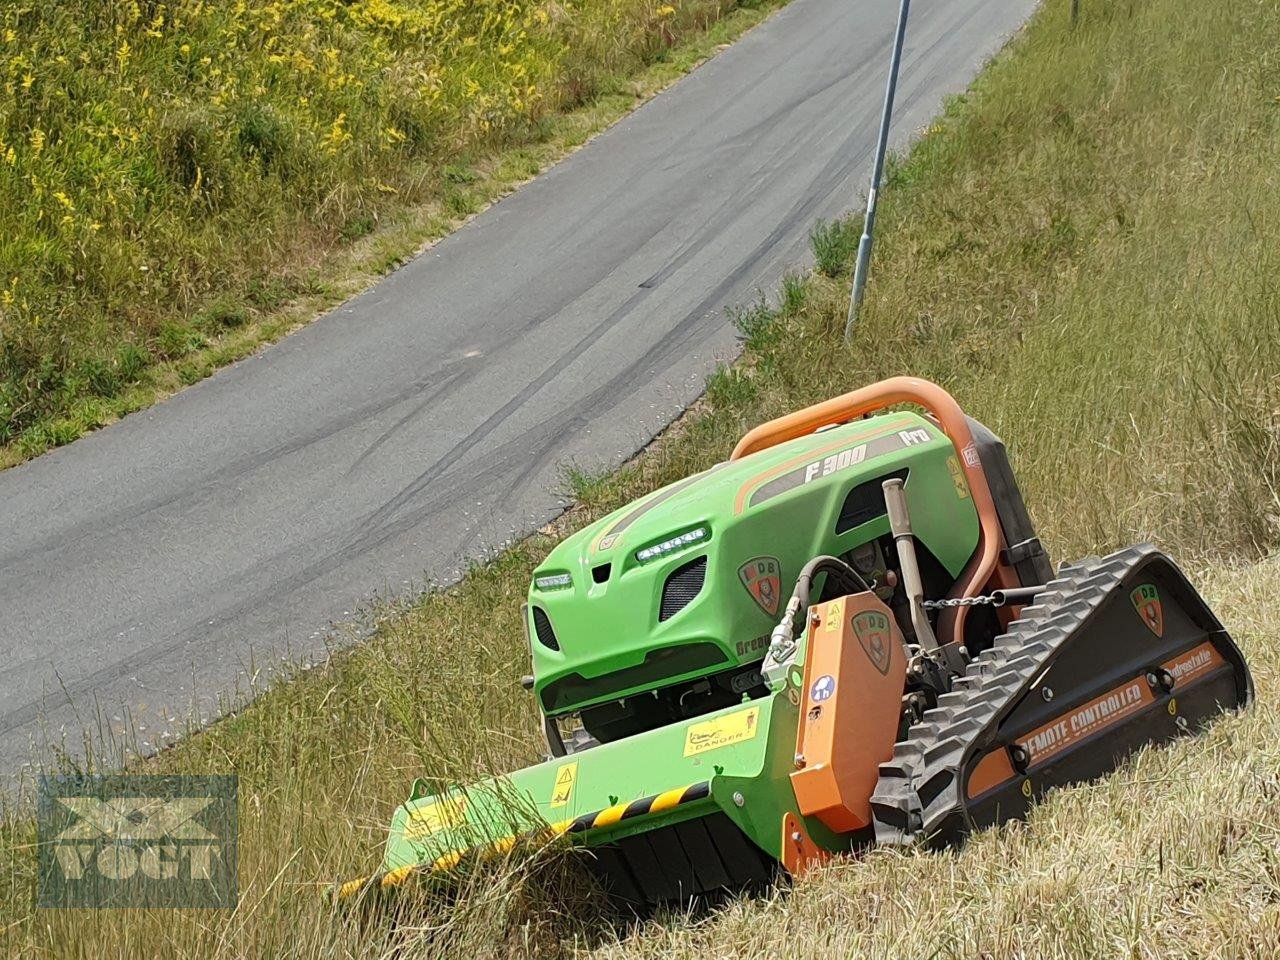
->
[338, 377, 1252, 908]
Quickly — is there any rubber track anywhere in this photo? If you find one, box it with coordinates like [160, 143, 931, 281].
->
[870, 544, 1159, 845]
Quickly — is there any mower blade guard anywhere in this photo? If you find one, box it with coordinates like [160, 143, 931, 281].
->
[345, 690, 827, 907]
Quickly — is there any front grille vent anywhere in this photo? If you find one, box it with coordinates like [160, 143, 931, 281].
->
[531, 606, 560, 651]
[659, 556, 707, 622]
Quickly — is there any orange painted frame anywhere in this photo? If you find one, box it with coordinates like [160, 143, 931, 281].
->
[730, 376, 1016, 646]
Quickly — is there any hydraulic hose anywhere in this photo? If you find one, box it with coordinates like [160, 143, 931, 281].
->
[766, 555, 870, 665]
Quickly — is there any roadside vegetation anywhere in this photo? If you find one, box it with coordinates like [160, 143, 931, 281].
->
[0, 0, 782, 465]
[4, 0, 1279, 956]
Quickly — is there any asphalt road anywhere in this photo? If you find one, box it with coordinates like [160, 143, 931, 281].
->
[0, 0, 1036, 779]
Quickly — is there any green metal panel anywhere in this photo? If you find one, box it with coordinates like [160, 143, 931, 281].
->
[527, 411, 979, 715]
[383, 642, 870, 878]
[381, 682, 858, 872]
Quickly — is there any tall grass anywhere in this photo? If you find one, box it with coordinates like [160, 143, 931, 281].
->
[3, 0, 1279, 956]
[0, 0, 757, 458]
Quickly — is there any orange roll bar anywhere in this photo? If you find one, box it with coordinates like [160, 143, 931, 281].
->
[730, 377, 1008, 647]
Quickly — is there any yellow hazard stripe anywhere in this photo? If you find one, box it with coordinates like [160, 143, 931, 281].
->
[335, 876, 370, 901]
[591, 802, 629, 829]
[650, 785, 690, 814]
[572, 780, 711, 833]
[379, 864, 417, 889]
[338, 780, 713, 901]
[430, 849, 465, 873]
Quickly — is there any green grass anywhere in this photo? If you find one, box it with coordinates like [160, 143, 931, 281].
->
[5, 0, 1280, 955]
[0, 0, 787, 467]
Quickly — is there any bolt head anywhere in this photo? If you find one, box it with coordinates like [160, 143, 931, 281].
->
[1041, 686, 1055, 702]
[733, 791, 745, 807]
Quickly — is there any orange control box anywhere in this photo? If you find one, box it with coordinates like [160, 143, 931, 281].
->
[790, 592, 907, 833]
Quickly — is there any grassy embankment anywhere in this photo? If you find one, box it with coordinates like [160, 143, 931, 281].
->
[0, 0, 784, 467]
[4, 0, 1280, 956]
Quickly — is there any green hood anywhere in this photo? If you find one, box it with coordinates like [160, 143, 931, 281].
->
[527, 410, 979, 715]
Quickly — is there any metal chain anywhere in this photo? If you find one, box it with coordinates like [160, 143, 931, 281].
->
[922, 594, 1002, 610]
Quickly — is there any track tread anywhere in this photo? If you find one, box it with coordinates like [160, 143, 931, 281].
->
[870, 544, 1161, 846]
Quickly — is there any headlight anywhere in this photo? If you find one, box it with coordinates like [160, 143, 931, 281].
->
[635, 525, 709, 563]
[533, 572, 573, 591]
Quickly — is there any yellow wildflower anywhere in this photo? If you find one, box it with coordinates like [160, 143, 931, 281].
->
[326, 112, 351, 152]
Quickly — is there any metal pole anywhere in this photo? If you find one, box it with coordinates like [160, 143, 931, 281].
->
[844, 0, 911, 343]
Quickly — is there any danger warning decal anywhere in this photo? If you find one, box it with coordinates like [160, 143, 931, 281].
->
[683, 707, 760, 757]
[402, 796, 468, 841]
[1131, 583, 1164, 637]
[550, 762, 578, 809]
[739, 557, 782, 616]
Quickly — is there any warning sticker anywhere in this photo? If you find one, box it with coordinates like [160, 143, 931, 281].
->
[824, 597, 845, 632]
[683, 707, 760, 757]
[550, 762, 578, 808]
[403, 796, 467, 841]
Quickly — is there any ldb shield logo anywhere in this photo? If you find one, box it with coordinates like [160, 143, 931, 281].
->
[1130, 583, 1163, 637]
[852, 610, 893, 676]
[739, 557, 781, 616]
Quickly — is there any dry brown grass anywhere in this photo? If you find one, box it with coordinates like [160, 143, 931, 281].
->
[3, 0, 1279, 956]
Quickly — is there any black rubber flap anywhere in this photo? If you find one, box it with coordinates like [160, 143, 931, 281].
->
[583, 812, 776, 911]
